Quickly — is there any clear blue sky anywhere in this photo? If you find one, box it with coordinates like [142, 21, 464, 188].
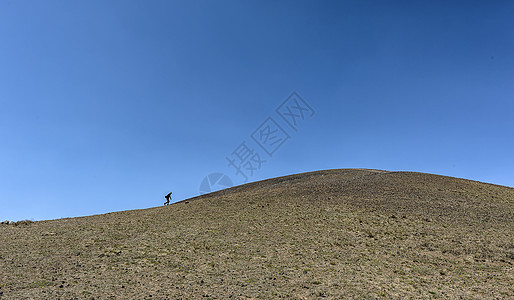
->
[1, 0, 513, 221]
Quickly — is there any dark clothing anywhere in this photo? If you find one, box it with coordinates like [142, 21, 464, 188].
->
[164, 192, 172, 205]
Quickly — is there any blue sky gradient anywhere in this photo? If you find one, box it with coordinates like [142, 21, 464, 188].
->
[1, 0, 513, 221]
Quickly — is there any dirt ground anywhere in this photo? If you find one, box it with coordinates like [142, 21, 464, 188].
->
[1, 169, 513, 299]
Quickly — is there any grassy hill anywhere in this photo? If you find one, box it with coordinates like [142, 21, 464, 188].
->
[1, 169, 513, 299]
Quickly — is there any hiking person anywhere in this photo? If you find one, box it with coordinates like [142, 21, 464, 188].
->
[164, 192, 172, 205]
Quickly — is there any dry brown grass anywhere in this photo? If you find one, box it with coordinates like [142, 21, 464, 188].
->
[0, 169, 513, 299]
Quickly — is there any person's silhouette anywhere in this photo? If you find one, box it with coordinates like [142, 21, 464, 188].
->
[164, 192, 172, 205]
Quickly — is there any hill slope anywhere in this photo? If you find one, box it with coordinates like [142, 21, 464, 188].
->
[1, 169, 513, 299]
